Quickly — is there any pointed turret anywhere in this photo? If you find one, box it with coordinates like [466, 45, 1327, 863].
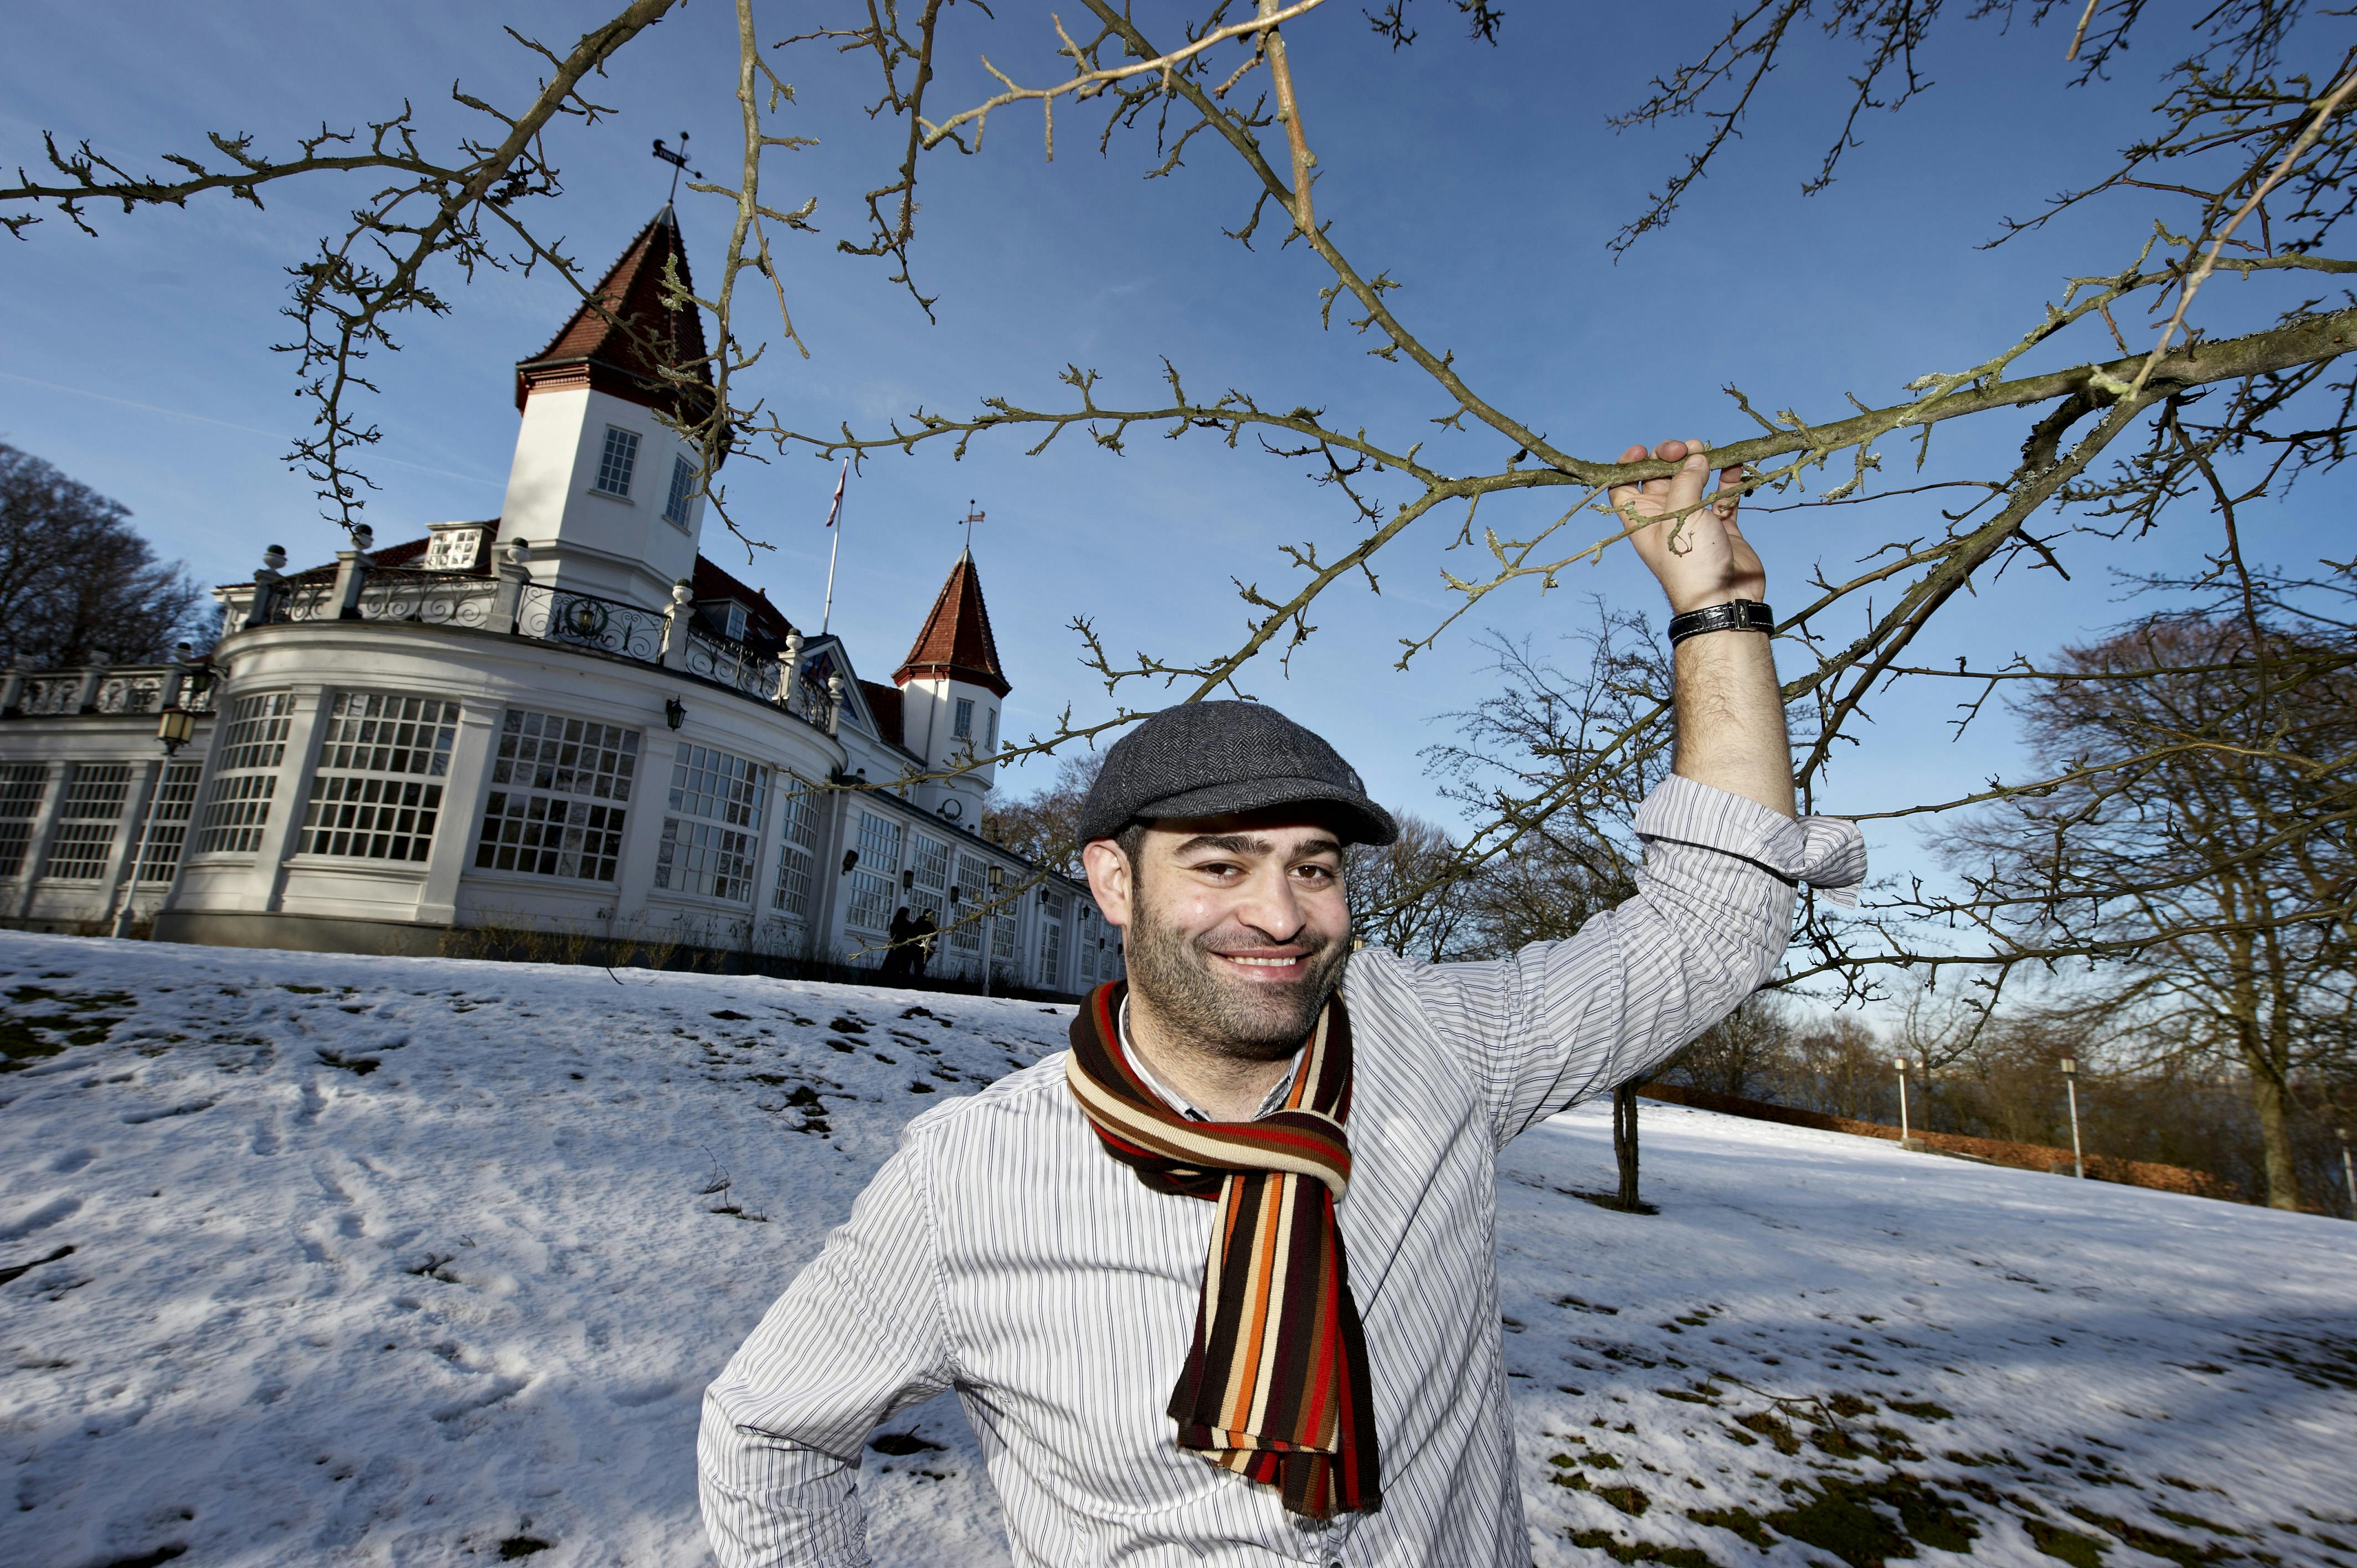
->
[496, 208, 716, 608]
[894, 551, 1008, 697]
[513, 205, 716, 425]
[895, 551, 1009, 823]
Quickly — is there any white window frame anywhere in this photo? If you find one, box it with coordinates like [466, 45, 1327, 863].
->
[195, 692, 295, 856]
[42, 763, 133, 881]
[845, 809, 903, 933]
[655, 741, 765, 903]
[663, 454, 696, 529]
[594, 425, 641, 497]
[135, 760, 204, 883]
[474, 708, 640, 883]
[953, 697, 974, 740]
[0, 763, 48, 879]
[771, 777, 821, 920]
[296, 692, 459, 863]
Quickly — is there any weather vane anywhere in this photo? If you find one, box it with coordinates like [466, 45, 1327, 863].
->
[651, 132, 700, 204]
[960, 501, 985, 556]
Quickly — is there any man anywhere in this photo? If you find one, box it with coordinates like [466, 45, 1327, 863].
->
[701, 440, 1866, 1566]
[879, 905, 916, 982]
[909, 907, 939, 981]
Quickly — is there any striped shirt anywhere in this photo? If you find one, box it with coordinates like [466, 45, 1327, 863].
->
[698, 776, 1867, 1566]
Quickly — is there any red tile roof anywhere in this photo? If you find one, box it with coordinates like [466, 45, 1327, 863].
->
[691, 555, 797, 646]
[894, 553, 1008, 698]
[860, 680, 905, 747]
[513, 207, 716, 427]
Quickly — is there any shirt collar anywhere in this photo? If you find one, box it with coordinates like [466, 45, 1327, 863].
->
[1116, 995, 1299, 1122]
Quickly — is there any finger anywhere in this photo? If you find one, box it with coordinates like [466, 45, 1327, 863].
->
[1712, 462, 1746, 519]
[1610, 442, 1651, 513]
[1661, 437, 1710, 516]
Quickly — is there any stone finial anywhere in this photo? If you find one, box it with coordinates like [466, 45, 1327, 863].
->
[261, 544, 287, 574]
[351, 523, 375, 554]
[672, 579, 694, 606]
[504, 537, 532, 567]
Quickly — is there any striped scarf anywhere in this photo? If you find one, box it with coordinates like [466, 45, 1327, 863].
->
[1065, 982, 1381, 1520]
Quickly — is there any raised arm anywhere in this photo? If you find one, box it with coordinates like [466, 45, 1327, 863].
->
[1387, 436, 1862, 1143]
[1617, 436, 1796, 820]
[699, 1136, 956, 1568]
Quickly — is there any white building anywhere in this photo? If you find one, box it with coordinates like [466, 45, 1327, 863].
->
[0, 207, 1123, 998]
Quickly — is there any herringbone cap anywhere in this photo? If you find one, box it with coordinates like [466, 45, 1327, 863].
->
[1076, 700, 1398, 847]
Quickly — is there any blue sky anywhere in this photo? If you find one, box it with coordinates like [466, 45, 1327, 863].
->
[4, 1, 2344, 885]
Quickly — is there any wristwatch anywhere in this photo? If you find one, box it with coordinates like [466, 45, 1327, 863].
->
[1667, 599, 1774, 644]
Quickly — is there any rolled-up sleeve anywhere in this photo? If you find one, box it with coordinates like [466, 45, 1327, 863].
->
[1400, 775, 1866, 1145]
[698, 1127, 957, 1567]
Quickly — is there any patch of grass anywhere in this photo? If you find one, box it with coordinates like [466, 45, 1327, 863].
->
[280, 984, 328, 994]
[1888, 1399, 1952, 1420]
[828, 1015, 868, 1034]
[497, 1537, 552, 1559]
[869, 1432, 946, 1456]
[2153, 1509, 2240, 1536]
[1737, 1411, 1801, 1455]
[2027, 1519, 2108, 1567]
[1751, 1475, 1977, 1568]
[1688, 1507, 1776, 1550]
[1594, 1484, 1650, 1517]
[2067, 1506, 2230, 1567]
[316, 1049, 379, 1076]
[1828, 1394, 1876, 1417]
[1565, 1528, 1710, 1566]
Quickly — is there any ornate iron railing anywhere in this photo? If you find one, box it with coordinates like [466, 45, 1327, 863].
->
[94, 675, 163, 715]
[356, 567, 497, 628]
[15, 676, 80, 715]
[685, 627, 780, 701]
[264, 577, 339, 624]
[513, 582, 667, 665]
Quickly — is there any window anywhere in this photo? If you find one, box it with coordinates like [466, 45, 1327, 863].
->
[475, 709, 639, 882]
[1038, 889, 1066, 986]
[594, 425, 640, 497]
[298, 692, 459, 861]
[723, 603, 748, 642]
[771, 778, 821, 919]
[664, 455, 696, 529]
[953, 698, 974, 740]
[985, 706, 999, 752]
[135, 761, 203, 882]
[197, 692, 295, 855]
[951, 851, 990, 952]
[41, 764, 132, 880]
[909, 832, 949, 921]
[0, 764, 47, 878]
[844, 809, 902, 932]
[655, 742, 764, 901]
[423, 528, 484, 570]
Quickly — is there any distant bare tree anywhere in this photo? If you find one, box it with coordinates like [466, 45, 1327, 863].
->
[1346, 811, 1479, 962]
[0, 442, 203, 668]
[981, 750, 1104, 878]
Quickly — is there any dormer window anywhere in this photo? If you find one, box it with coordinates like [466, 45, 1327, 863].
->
[663, 455, 695, 529]
[422, 527, 484, 570]
[723, 602, 748, 642]
[954, 697, 974, 740]
[594, 426, 640, 497]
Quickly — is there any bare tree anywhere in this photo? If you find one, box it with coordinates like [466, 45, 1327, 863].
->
[981, 750, 1104, 879]
[1346, 812, 1480, 963]
[0, 442, 204, 668]
[1904, 606, 2357, 1209]
[7, 0, 2357, 1070]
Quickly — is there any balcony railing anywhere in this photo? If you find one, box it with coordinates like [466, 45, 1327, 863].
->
[2, 661, 211, 719]
[685, 626, 781, 702]
[513, 582, 669, 663]
[225, 558, 829, 727]
[356, 568, 498, 628]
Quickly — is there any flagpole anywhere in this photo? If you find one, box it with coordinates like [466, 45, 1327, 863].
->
[821, 458, 847, 635]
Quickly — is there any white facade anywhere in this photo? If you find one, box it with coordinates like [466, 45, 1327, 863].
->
[0, 208, 1121, 999]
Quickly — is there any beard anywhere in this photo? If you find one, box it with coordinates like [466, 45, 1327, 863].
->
[1121, 890, 1352, 1063]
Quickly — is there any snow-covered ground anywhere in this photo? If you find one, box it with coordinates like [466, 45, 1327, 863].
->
[1, 930, 2351, 1568]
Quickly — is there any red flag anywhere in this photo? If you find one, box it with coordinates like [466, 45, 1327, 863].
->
[824, 460, 848, 528]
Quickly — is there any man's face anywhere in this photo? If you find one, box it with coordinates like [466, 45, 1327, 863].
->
[1082, 810, 1353, 1061]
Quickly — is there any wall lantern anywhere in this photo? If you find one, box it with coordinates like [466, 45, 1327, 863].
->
[156, 706, 195, 756]
[841, 849, 860, 876]
[664, 695, 686, 730]
[948, 885, 961, 905]
[988, 864, 1005, 893]
[902, 869, 916, 891]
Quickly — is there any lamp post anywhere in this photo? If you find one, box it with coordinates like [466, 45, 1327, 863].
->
[110, 706, 196, 939]
[2338, 1125, 2355, 1221]
[981, 863, 1005, 998]
[2059, 1057, 2086, 1179]
[1892, 1058, 1915, 1146]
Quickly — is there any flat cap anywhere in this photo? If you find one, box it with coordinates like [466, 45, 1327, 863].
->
[1077, 700, 1398, 847]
